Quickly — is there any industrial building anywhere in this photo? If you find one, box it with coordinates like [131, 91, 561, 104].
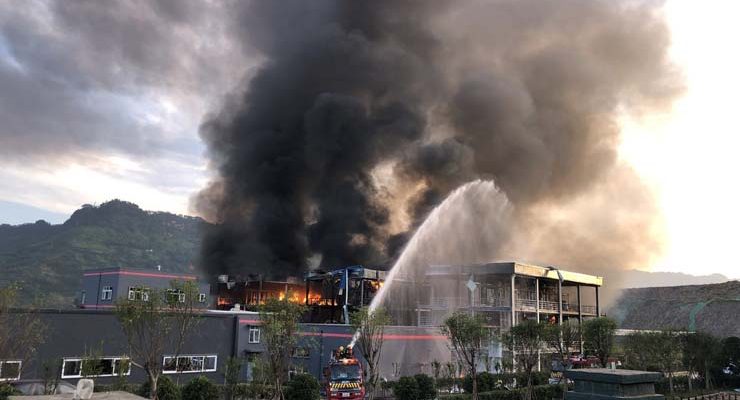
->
[3, 261, 602, 386]
[77, 267, 211, 309]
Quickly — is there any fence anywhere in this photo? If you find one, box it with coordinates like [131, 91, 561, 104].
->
[666, 392, 740, 400]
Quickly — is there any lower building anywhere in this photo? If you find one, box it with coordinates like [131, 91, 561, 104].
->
[2, 261, 603, 385]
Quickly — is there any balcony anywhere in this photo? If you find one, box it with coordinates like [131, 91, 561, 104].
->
[515, 290, 597, 314]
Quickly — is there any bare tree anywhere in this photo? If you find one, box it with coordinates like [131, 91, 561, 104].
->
[115, 281, 201, 400]
[259, 297, 306, 400]
[350, 307, 390, 400]
[0, 283, 46, 381]
[441, 312, 491, 400]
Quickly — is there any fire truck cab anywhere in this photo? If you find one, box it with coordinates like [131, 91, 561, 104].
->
[324, 346, 365, 400]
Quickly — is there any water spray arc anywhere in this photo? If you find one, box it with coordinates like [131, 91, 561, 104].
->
[349, 179, 511, 347]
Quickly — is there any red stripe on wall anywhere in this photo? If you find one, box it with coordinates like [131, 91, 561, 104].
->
[298, 332, 448, 341]
[239, 319, 261, 325]
[83, 271, 197, 280]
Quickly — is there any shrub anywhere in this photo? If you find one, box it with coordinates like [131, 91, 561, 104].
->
[394, 376, 420, 400]
[284, 374, 320, 400]
[233, 383, 275, 399]
[462, 372, 550, 392]
[0, 383, 20, 400]
[414, 374, 436, 400]
[182, 376, 219, 400]
[138, 376, 181, 400]
[439, 384, 563, 400]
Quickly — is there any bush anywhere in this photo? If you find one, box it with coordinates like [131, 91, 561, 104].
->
[462, 372, 550, 392]
[414, 374, 436, 400]
[284, 374, 320, 400]
[94, 383, 140, 394]
[182, 376, 219, 400]
[0, 383, 20, 400]
[440, 384, 563, 400]
[232, 383, 275, 399]
[138, 376, 181, 400]
[394, 376, 420, 400]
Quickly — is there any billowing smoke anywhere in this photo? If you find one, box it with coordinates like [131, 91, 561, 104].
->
[195, 0, 681, 282]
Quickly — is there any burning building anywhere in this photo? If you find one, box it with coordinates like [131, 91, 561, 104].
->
[304, 266, 386, 324]
[214, 275, 306, 310]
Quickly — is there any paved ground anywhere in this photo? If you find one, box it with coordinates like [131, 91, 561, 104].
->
[10, 391, 146, 400]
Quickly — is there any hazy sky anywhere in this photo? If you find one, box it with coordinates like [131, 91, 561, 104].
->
[0, 1, 738, 279]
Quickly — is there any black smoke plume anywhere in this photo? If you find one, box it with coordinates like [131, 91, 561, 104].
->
[196, 0, 681, 280]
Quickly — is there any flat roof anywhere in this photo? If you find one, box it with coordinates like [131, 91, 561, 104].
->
[426, 261, 603, 286]
[83, 266, 199, 280]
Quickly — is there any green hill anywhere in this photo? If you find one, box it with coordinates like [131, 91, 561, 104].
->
[0, 200, 208, 307]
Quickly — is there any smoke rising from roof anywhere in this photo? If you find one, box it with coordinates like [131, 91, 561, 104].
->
[195, 0, 682, 281]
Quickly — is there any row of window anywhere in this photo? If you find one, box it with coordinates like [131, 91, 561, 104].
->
[61, 357, 131, 379]
[0, 361, 21, 381]
[3, 347, 310, 382]
[163, 355, 217, 374]
[97, 287, 206, 303]
[60, 355, 219, 379]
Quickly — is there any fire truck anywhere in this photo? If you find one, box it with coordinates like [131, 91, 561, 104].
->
[324, 346, 365, 400]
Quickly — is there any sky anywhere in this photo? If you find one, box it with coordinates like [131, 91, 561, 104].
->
[0, 0, 738, 279]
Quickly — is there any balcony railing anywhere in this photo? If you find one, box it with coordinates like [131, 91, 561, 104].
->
[419, 295, 598, 314]
[515, 290, 597, 314]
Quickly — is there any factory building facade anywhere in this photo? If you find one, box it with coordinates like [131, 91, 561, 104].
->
[3, 262, 602, 385]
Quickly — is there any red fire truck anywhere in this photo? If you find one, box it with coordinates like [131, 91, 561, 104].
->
[324, 346, 365, 400]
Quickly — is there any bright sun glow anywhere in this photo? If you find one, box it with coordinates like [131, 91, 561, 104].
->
[619, 0, 740, 279]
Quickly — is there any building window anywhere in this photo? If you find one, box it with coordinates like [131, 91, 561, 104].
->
[418, 310, 432, 327]
[128, 287, 150, 301]
[292, 347, 310, 358]
[101, 286, 113, 301]
[248, 327, 260, 344]
[60, 357, 131, 379]
[167, 289, 186, 303]
[392, 362, 401, 377]
[162, 355, 217, 374]
[0, 361, 21, 381]
[198, 293, 207, 303]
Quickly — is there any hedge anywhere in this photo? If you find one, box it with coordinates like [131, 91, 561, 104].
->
[462, 372, 551, 392]
[439, 384, 563, 400]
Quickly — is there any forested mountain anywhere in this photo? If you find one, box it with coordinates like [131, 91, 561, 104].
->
[0, 200, 207, 307]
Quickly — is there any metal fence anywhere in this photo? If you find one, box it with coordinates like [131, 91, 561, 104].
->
[667, 392, 740, 400]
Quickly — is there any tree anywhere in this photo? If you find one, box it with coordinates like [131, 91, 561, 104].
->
[543, 320, 581, 398]
[0, 284, 46, 380]
[504, 320, 546, 400]
[440, 312, 491, 400]
[223, 357, 242, 400]
[622, 332, 656, 371]
[115, 281, 201, 400]
[349, 307, 390, 400]
[720, 337, 740, 370]
[683, 332, 719, 390]
[582, 317, 617, 368]
[258, 297, 306, 400]
[650, 331, 683, 395]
